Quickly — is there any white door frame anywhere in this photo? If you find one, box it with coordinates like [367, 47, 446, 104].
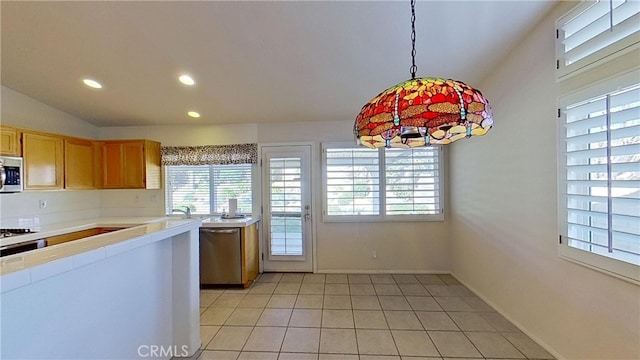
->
[258, 142, 317, 273]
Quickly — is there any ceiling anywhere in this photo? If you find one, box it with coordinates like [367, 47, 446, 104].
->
[1, 1, 555, 127]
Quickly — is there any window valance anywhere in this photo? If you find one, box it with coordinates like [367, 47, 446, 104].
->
[161, 144, 257, 166]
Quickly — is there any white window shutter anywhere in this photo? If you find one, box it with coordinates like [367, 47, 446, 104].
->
[560, 79, 640, 281]
[324, 147, 381, 217]
[165, 165, 211, 214]
[556, 0, 640, 80]
[322, 143, 444, 222]
[384, 147, 441, 216]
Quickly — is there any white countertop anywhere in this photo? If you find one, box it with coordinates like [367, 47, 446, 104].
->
[0, 217, 179, 247]
[0, 217, 202, 276]
[0, 215, 260, 246]
[0, 215, 259, 276]
[200, 216, 259, 228]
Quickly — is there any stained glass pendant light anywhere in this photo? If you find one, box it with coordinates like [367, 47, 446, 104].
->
[354, 0, 493, 148]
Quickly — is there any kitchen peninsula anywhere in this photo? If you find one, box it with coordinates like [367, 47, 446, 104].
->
[0, 217, 202, 359]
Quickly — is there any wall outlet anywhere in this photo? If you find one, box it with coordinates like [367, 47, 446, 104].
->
[39, 200, 47, 209]
[371, 250, 377, 259]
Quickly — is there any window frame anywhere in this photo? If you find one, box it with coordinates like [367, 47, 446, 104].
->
[164, 163, 254, 216]
[322, 142, 444, 223]
[557, 68, 640, 284]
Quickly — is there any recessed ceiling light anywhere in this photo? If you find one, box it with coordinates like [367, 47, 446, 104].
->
[187, 111, 200, 118]
[179, 74, 195, 86]
[83, 78, 102, 89]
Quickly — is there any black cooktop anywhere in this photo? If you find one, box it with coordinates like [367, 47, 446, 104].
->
[0, 228, 37, 238]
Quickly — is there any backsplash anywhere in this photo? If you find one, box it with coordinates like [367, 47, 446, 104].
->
[99, 189, 165, 218]
[0, 189, 165, 228]
[0, 191, 101, 228]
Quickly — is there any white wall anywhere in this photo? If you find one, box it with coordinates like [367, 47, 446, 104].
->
[257, 120, 352, 143]
[0, 190, 101, 228]
[98, 123, 258, 146]
[448, 3, 640, 359]
[100, 189, 165, 218]
[0, 86, 102, 226]
[257, 121, 451, 273]
[99, 120, 451, 273]
[1, 86, 98, 139]
[316, 221, 449, 273]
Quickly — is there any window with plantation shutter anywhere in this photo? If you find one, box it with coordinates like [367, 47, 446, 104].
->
[211, 165, 253, 213]
[556, 0, 640, 80]
[165, 164, 252, 215]
[324, 147, 380, 218]
[385, 147, 440, 216]
[322, 143, 443, 222]
[165, 166, 211, 214]
[558, 74, 640, 282]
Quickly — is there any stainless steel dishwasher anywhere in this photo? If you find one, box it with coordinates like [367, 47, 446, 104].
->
[199, 227, 242, 285]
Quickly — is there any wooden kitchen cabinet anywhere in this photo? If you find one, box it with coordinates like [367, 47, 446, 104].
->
[0, 126, 21, 156]
[100, 140, 161, 189]
[241, 222, 259, 287]
[22, 131, 64, 190]
[64, 138, 97, 189]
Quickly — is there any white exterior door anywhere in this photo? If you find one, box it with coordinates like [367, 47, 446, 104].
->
[261, 145, 313, 272]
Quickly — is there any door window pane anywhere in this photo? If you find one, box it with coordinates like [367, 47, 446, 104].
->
[269, 157, 303, 256]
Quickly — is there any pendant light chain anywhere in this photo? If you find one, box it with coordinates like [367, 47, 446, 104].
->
[354, 0, 493, 148]
[410, 0, 417, 80]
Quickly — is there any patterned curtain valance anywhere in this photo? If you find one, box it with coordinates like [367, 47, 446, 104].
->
[161, 144, 257, 166]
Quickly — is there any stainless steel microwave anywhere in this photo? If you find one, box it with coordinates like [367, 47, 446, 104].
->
[0, 156, 23, 193]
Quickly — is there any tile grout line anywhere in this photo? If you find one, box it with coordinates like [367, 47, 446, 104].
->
[383, 277, 403, 358]
[407, 275, 446, 359]
[200, 273, 552, 360]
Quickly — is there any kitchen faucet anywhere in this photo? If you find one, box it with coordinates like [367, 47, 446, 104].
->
[172, 207, 191, 219]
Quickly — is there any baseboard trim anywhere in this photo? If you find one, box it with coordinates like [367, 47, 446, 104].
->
[315, 269, 450, 274]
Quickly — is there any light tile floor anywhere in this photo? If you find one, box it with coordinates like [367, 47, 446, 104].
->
[190, 273, 554, 360]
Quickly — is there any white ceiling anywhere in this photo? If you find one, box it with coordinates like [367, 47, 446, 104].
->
[1, 1, 556, 127]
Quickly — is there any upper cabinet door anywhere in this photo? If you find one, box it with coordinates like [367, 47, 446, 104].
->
[102, 141, 125, 188]
[100, 140, 161, 189]
[64, 138, 96, 189]
[122, 141, 145, 188]
[22, 131, 64, 190]
[0, 126, 21, 156]
[143, 140, 161, 190]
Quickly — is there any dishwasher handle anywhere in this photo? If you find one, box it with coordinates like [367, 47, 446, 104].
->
[200, 228, 239, 234]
